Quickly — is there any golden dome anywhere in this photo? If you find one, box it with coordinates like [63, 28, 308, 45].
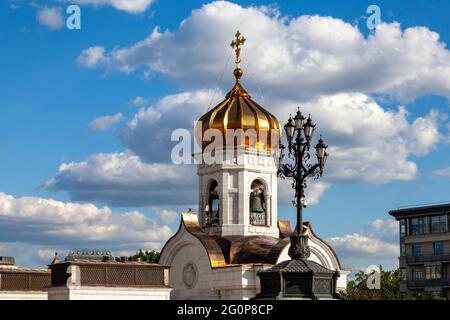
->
[196, 32, 281, 152]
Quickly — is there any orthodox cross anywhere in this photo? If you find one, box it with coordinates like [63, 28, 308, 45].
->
[230, 31, 246, 69]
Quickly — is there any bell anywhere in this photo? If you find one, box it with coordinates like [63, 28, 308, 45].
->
[250, 189, 266, 213]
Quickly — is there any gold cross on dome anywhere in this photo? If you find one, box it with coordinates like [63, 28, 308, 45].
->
[230, 31, 246, 68]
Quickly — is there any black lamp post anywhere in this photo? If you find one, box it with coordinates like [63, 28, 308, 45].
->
[278, 108, 328, 260]
[253, 108, 337, 300]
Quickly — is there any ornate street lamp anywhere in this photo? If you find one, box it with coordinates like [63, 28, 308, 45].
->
[278, 108, 328, 260]
[254, 108, 337, 300]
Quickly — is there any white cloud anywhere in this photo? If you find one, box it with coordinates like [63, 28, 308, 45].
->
[89, 112, 124, 131]
[50, 1, 446, 208]
[0, 191, 175, 250]
[326, 219, 399, 271]
[119, 89, 221, 163]
[45, 152, 197, 207]
[276, 93, 441, 183]
[432, 167, 450, 177]
[158, 209, 178, 224]
[45, 91, 442, 207]
[77, 46, 106, 68]
[65, 0, 154, 14]
[36, 249, 58, 264]
[37, 7, 64, 30]
[46, 89, 221, 207]
[327, 233, 398, 257]
[78, 1, 450, 101]
[129, 96, 150, 108]
[278, 179, 330, 206]
[362, 219, 399, 244]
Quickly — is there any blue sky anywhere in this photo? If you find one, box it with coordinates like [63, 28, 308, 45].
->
[1, 0, 450, 272]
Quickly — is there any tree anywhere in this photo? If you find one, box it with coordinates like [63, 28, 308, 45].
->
[120, 249, 160, 263]
[342, 265, 400, 300]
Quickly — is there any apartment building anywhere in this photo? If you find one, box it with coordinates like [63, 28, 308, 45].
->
[389, 204, 450, 300]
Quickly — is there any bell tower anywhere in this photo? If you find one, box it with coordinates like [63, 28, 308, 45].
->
[195, 31, 281, 238]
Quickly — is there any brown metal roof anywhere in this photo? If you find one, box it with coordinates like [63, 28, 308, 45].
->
[161, 211, 291, 268]
[162, 211, 343, 270]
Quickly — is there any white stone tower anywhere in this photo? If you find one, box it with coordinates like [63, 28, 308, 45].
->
[194, 31, 281, 238]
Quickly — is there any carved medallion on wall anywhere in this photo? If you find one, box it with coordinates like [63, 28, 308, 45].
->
[182, 263, 198, 289]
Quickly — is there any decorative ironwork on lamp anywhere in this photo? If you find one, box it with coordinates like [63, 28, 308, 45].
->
[277, 107, 328, 260]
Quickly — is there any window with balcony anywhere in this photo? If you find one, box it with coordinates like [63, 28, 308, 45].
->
[412, 268, 423, 280]
[400, 219, 406, 236]
[412, 243, 422, 257]
[434, 242, 444, 255]
[431, 215, 447, 233]
[400, 268, 407, 281]
[411, 217, 426, 235]
[425, 266, 442, 279]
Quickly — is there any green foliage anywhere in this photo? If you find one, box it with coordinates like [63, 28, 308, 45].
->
[342, 265, 400, 300]
[128, 249, 160, 263]
[425, 292, 446, 300]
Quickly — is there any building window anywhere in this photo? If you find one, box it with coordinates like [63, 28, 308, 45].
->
[400, 242, 406, 257]
[400, 219, 406, 236]
[431, 215, 447, 233]
[411, 217, 426, 235]
[434, 242, 444, 255]
[412, 268, 423, 280]
[204, 180, 220, 227]
[400, 268, 407, 281]
[425, 266, 441, 279]
[249, 180, 267, 226]
[412, 243, 422, 257]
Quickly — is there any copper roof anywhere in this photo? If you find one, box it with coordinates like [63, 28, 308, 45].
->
[160, 212, 291, 268]
[160, 212, 343, 270]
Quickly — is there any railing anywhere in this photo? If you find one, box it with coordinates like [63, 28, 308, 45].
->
[407, 278, 450, 288]
[50, 262, 169, 288]
[406, 254, 450, 264]
[0, 270, 51, 291]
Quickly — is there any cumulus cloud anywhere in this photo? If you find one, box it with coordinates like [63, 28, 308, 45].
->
[45, 152, 197, 207]
[326, 219, 399, 271]
[432, 167, 450, 177]
[129, 96, 150, 108]
[89, 112, 124, 131]
[37, 7, 64, 30]
[62, 0, 154, 14]
[120, 89, 221, 163]
[0, 192, 175, 252]
[77, 46, 106, 68]
[277, 93, 441, 183]
[47, 1, 445, 208]
[278, 179, 330, 206]
[45, 90, 441, 207]
[77, 1, 450, 101]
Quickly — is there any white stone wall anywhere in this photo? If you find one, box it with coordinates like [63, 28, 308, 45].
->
[159, 224, 271, 300]
[48, 286, 171, 300]
[160, 225, 217, 299]
[198, 150, 279, 237]
[0, 291, 47, 300]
